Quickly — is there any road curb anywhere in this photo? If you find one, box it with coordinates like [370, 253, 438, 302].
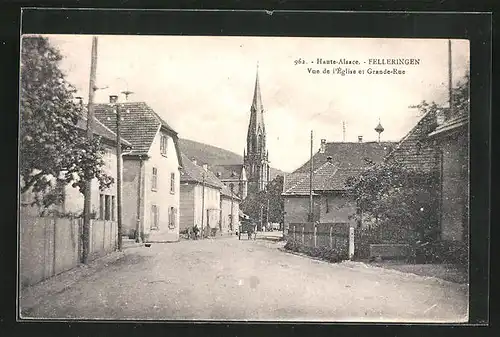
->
[277, 247, 345, 265]
[278, 248, 468, 289]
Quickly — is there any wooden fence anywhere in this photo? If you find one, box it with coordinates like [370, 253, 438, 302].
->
[20, 208, 117, 288]
[288, 222, 350, 254]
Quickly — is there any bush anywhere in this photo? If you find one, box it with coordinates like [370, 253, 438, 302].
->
[416, 240, 468, 266]
[284, 239, 348, 263]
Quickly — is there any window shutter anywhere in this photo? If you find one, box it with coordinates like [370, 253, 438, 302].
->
[151, 205, 159, 230]
[112, 196, 116, 221]
[99, 194, 104, 220]
[152, 167, 158, 190]
[105, 195, 111, 220]
[157, 206, 160, 229]
[150, 206, 153, 229]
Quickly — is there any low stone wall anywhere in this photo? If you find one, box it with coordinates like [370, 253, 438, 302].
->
[370, 244, 411, 260]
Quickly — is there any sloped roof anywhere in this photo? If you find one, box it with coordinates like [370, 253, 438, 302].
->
[94, 102, 178, 155]
[428, 112, 468, 137]
[75, 115, 132, 147]
[285, 141, 394, 195]
[293, 141, 396, 174]
[211, 164, 245, 180]
[220, 183, 241, 201]
[180, 153, 224, 189]
[385, 109, 439, 173]
[283, 161, 365, 195]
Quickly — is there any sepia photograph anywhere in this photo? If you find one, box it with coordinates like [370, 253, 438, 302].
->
[18, 34, 470, 322]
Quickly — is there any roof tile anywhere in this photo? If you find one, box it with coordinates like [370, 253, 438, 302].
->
[385, 110, 439, 173]
[180, 153, 224, 189]
[94, 102, 177, 155]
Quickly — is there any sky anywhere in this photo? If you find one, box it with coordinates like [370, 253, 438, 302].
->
[42, 35, 469, 172]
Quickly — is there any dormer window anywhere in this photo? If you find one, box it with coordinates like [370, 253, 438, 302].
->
[160, 135, 168, 156]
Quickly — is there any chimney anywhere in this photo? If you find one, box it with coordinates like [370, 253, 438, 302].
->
[358, 136, 363, 143]
[191, 158, 197, 165]
[202, 164, 208, 172]
[320, 139, 326, 153]
[109, 95, 118, 104]
[326, 156, 333, 163]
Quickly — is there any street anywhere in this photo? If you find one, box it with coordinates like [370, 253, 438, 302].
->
[21, 234, 468, 322]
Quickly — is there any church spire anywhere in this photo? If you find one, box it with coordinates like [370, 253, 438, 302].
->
[245, 62, 269, 193]
[247, 62, 266, 153]
[251, 62, 264, 114]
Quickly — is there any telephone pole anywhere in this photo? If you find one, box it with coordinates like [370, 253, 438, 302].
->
[201, 171, 205, 239]
[309, 130, 314, 222]
[266, 198, 270, 225]
[260, 204, 264, 231]
[116, 100, 123, 251]
[230, 183, 234, 232]
[82, 36, 98, 264]
[448, 39, 453, 117]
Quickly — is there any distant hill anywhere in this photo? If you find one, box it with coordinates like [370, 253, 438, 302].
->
[178, 138, 287, 180]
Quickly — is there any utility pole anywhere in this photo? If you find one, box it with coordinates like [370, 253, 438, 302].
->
[309, 130, 314, 222]
[230, 183, 234, 232]
[115, 100, 123, 251]
[82, 36, 98, 264]
[448, 39, 453, 118]
[201, 171, 205, 239]
[266, 197, 270, 229]
[260, 204, 264, 231]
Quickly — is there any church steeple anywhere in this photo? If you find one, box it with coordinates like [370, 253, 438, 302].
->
[251, 62, 264, 116]
[247, 64, 266, 150]
[244, 62, 269, 193]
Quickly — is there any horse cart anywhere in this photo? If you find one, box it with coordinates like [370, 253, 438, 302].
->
[238, 220, 257, 240]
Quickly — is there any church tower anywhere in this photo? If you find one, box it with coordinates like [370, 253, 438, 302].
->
[244, 64, 270, 194]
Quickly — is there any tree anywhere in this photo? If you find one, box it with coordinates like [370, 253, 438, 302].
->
[20, 36, 113, 209]
[346, 71, 469, 244]
[346, 162, 440, 244]
[265, 175, 285, 224]
[241, 175, 284, 224]
[241, 190, 266, 223]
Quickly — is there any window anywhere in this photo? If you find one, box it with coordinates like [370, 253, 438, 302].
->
[170, 173, 175, 194]
[99, 193, 115, 221]
[160, 135, 168, 156]
[325, 197, 330, 213]
[168, 206, 176, 229]
[151, 205, 159, 230]
[105, 195, 111, 220]
[152, 167, 158, 191]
